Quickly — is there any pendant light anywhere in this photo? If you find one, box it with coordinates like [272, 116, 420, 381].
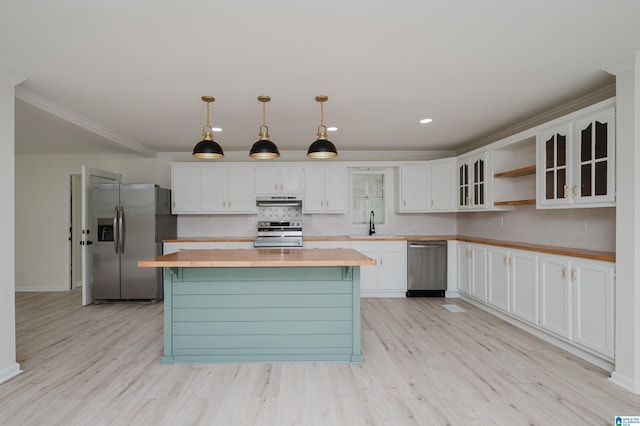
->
[192, 96, 224, 159]
[307, 95, 338, 159]
[249, 96, 280, 159]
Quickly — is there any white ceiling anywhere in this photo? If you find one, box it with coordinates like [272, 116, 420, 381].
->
[2, 1, 639, 157]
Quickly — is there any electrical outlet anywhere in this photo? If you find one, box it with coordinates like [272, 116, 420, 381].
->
[578, 218, 587, 231]
[496, 217, 503, 228]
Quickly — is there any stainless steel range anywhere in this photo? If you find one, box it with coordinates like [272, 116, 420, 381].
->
[253, 196, 303, 248]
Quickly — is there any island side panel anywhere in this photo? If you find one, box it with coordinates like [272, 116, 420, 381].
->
[164, 266, 361, 364]
[160, 267, 176, 364]
[351, 266, 364, 363]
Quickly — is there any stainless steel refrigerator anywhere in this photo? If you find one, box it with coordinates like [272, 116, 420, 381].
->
[91, 184, 176, 303]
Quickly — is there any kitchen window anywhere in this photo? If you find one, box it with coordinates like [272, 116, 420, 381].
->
[352, 172, 385, 225]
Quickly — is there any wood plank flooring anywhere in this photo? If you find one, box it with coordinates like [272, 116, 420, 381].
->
[2, 290, 639, 425]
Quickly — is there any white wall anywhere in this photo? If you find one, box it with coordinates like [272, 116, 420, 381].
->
[0, 77, 21, 384]
[456, 206, 615, 252]
[14, 155, 172, 291]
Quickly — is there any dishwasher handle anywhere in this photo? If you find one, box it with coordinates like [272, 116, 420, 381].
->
[408, 243, 446, 248]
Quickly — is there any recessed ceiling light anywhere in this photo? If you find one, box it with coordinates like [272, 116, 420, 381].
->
[327, 126, 338, 132]
[212, 127, 223, 132]
[419, 118, 433, 124]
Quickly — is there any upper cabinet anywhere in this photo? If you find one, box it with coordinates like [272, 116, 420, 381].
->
[397, 158, 456, 213]
[255, 166, 303, 195]
[457, 151, 491, 210]
[537, 99, 615, 209]
[303, 166, 346, 213]
[171, 164, 256, 214]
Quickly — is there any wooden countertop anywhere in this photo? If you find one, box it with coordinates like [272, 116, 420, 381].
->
[163, 235, 614, 262]
[138, 248, 377, 268]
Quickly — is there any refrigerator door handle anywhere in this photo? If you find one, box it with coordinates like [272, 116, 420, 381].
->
[113, 206, 119, 254]
[119, 206, 126, 254]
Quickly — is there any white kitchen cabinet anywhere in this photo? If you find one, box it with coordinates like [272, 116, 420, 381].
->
[430, 158, 456, 211]
[457, 151, 491, 210]
[486, 246, 539, 322]
[255, 166, 303, 195]
[509, 250, 539, 325]
[171, 164, 256, 214]
[351, 241, 407, 297]
[572, 259, 614, 358]
[487, 246, 510, 312]
[457, 242, 487, 300]
[398, 164, 429, 212]
[171, 165, 200, 213]
[537, 99, 615, 209]
[538, 254, 572, 339]
[457, 243, 472, 295]
[303, 166, 346, 213]
[398, 159, 455, 213]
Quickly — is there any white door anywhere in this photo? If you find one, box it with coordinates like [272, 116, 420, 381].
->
[81, 166, 122, 305]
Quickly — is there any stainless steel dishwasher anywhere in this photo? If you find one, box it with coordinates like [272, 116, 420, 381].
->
[407, 241, 447, 297]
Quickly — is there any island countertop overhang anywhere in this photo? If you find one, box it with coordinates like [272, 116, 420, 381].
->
[138, 248, 376, 268]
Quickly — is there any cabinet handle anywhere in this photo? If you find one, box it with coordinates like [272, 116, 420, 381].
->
[326, 201, 329, 207]
[572, 184, 577, 198]
[509, 256, 512, 266]
[280, 184, 283, 190]
[380, 258, 383, 266]
[404, 200, 406, 207]
[571, 268, 576, 282]
[431, 200, 434, 207]
[562, 266, 567, 280]
[275, 183, 278, 191]
[503, 256, 508, 265]
[563, 185, 568, 198]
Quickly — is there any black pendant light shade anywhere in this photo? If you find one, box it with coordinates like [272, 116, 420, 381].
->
[307, 138, 337, 159]
[193, 138, 224, 159]
[250, 138, 280, 159]
[250, 96, 280, 159]
[307, 95, 338, 159]
[192, 96, 224, 159]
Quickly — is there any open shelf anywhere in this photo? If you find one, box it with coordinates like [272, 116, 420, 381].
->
[494, 165, 536, 178]
[494, 199, 536, 206]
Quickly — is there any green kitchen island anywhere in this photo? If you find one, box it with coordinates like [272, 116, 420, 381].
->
[138, 248, 375, 365]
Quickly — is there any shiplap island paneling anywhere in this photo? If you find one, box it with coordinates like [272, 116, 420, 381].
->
[139, 248, 375, 364]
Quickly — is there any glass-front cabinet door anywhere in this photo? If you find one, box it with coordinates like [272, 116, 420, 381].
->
[537, 100, 615, 209]
[539, 123, 571, 206]
[457, 152, 490, 210]
[471, 156, 486, 207]
[573, 106, 615, 205]
[457, 161, 469, 208]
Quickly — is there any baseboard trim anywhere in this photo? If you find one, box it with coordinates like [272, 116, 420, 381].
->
[459, 294, 615, 372]
[0, 363, 22, 385]
[610, 371, 640, 394]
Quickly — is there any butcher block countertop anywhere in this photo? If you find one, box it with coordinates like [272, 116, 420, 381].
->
[163, 235, 614, 262]
[138, 248, 376, 268]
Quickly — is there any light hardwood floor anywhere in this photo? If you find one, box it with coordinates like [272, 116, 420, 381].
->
[2, 290, 639, 425]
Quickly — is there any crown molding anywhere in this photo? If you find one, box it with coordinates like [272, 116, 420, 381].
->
[15, 87, 156, 157]
[458, 84, 616, 155]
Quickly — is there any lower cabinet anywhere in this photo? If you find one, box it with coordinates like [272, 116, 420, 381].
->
[350, 241, 407, 297]
[462, 245, 614, 362]
[539, 254, 572, 339]
[457, 242, 487, 301]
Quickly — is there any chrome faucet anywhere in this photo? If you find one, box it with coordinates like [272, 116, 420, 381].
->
[369, 210, 375, 235]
